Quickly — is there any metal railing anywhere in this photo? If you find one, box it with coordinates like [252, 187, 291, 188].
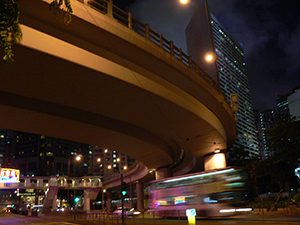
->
[79, 0, 228, 103]
[45, 209, 187, 225]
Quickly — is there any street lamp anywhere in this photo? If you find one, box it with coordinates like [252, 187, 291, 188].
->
[204, 52, 216, 63]
[107, 164, 127, 225]
[102, 189, 106, 212]
[179, 0, 220, 86]
[205, 51, 231, 95]
[68, 155, 82, 177]
[67, 155, 82, 208]
[179, 0, 190, 4]
[120, 166, 127, 225]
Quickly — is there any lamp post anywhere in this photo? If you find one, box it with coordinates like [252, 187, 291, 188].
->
[205, 52, 230, 95]
[67, 155, 82, 208]
[179, 0, 220, 86]
[102, 189, 106, 212]
[107, 162, 127, 225]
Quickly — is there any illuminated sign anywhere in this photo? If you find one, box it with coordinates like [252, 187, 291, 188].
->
[186, 208, 196, 217]
[186, 209, 196, 225]
[0, 168, 20, 183]
[174, 197, 186, 205]
[154, 199, 168, 206]
[17, 193, 36, 196]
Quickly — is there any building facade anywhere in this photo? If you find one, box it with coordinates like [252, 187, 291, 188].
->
[276, 85, 300, 118]
[92, 146, 136, 179]
[288, 86, 300, 120]
[11, 131, 92, 176]
[7, 130, 135, 179]
[0, 129, 13, 168]
[185, 4, 259, 156]
[253, 109, 288, 158]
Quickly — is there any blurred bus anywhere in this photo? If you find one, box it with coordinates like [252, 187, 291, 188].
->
[148, 167, 251, 217]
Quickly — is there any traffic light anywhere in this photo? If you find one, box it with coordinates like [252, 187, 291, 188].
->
[75, 197, 80, 203]
[121, 182, 127, 196]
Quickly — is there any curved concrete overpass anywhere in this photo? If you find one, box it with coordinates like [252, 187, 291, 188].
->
[0, 0, 236, 176]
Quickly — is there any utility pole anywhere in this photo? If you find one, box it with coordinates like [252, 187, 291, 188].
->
[121, 173, 125, 225]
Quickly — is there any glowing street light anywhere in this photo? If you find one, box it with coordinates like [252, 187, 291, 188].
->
[204, 52, 216, 63]
[214, 148, 221, 154]
[107, 159, 128, 225]
[179, 0, 220, 86]
[179, 0, 190, 4]
[67, 154, 82, 207]
[68, 155, 82, 177]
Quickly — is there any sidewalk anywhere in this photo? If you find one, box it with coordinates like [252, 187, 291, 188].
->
[231, 207, 300, 221]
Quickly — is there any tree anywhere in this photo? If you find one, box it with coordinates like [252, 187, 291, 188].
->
[267, 116, 300, 163]
[49, 0, 73, 25]
[227, 145, 263, 200]
[265, 116, 300, 207]
[227, 145, 250, 167]
[0, 0, 22, 63]
[1, 0, 72, 63]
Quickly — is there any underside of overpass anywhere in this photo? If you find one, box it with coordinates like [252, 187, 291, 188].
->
[0, 0, 237, 178]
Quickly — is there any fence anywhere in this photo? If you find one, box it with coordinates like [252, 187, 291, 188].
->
[44, 210, 187, 225]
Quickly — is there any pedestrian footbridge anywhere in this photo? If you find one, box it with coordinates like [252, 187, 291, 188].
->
[0, 0, 236, 178]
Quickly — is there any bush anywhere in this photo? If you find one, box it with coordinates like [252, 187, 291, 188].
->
[293, 193, 300, 202]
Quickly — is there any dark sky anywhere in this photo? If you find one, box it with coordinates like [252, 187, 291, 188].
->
[113, 0, 300, 110]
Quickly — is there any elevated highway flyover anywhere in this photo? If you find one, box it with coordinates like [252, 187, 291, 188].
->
[0, 0, 237, 180]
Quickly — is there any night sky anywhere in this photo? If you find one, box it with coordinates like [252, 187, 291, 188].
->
[113, 0, 300, 110]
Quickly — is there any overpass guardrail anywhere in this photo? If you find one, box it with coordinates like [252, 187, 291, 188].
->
[77, 0, 228, 103]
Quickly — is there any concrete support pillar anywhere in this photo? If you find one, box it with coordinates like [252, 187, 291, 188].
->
[37, 178, 43, 188]
[136, 181, 144, 212]
[106, 190, 112, 213]
[204, 152, 226, 171]
[155, 167, 172, 180]
[83, 188, 100, 212]
[24, 178, 30, 187]
[84, 197, 90, 212]
[102, 190, 106, 211]
[52, 194, 57, 211]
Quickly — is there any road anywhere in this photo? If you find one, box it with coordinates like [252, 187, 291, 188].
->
[0, 213, 77, 225]
[0, 212, 299, 225]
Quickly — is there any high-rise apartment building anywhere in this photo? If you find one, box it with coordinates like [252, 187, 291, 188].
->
[276, 85, 300, 119]
[253, 109, 288, 158]
[93, 146, 136, 179]
[276, 93, 290, 114]
[287, 85, 300, 120]
[9, 130, 135, 178]
[0, 129, 13, 167]
[185, 4, 259, 156]
[11, 131, 92, 176]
